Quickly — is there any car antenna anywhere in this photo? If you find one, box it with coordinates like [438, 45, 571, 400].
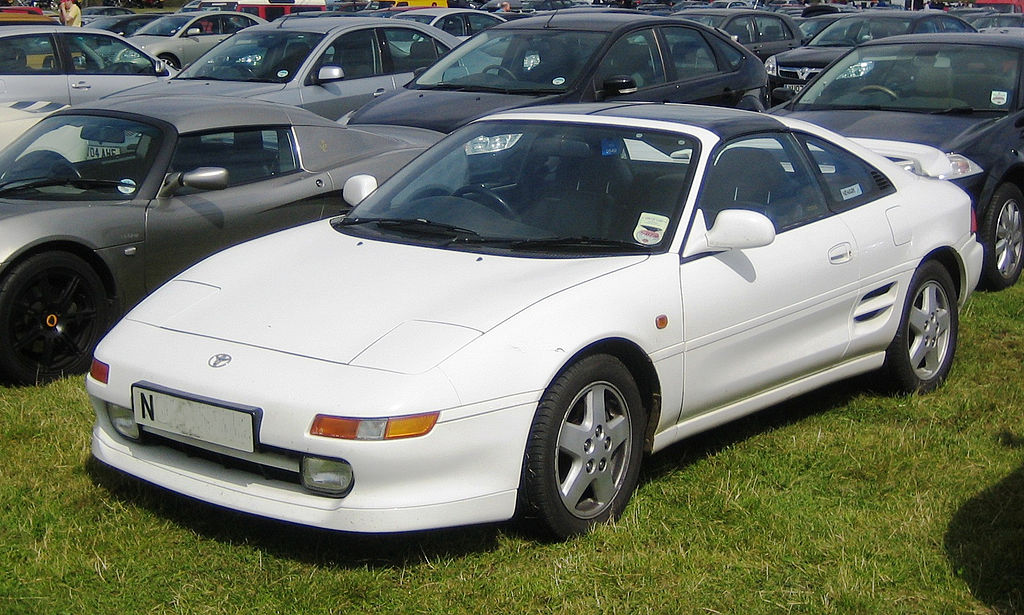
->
[544, 9, 557, 27]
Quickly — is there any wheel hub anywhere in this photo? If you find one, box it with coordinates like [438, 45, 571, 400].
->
[45, 313, 59, 328]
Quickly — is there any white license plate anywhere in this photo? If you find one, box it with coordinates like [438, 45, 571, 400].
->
[132, 383, 259, 453]
[783, 83, 804, 91]
[87, 145, 122, 159]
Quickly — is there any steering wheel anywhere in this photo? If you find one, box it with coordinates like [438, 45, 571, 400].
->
[858, 84, 898, 99]
[6, 150, 80, 182]
[452, 184, 514, 217]
[481, 64, 516, 80]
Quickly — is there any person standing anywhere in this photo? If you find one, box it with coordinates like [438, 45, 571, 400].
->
[59, 0, 82, 27]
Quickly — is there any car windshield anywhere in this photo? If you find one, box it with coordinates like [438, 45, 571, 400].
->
[679, 14, 725, 27]
[808, 16, 913, 47]
[337, 120, 698, 254]
[134, 14, 194, 37]
[0, 115, 163, 201]
[794, 43, 1020, 114]
[178, 31, 324, 83]
[414, 29, 607, 94]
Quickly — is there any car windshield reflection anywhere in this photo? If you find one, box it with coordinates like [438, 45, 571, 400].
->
[178, 31, 325, 83]
[794, 43, 1019, 114]
[414, 30, 607, 95]
[337, 120, 697, 254]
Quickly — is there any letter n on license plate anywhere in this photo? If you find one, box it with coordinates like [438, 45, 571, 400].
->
[132, 382, 260, 453]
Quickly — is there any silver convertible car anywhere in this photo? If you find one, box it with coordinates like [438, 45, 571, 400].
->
[0, 94, 440, 384]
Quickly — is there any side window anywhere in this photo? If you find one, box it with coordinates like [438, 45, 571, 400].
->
[0, 34, 58, 75]
[662, 26, 719, 79]
[724, 17, 754, 45]
[193, 17, 217, 35]
[755, 16, 791, 42]
[382, 28, 441, 73]
[938, 17, 971, 32]
[915, 19, 940, 34]
[438, 15, 465, 37]
[706, 31, 745, 71]
[67, 33, 156, 76]
[466, 13, 500, 35]
[170, 127, 298, 188]
[799, 135, 895, 212]
[319, 29, 380, 78]
[595, 29, 666, 89]
[699, 133, 828, 232]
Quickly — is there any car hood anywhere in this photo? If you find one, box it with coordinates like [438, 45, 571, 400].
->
[111, 78, 287, 99]
[774, 108, 996, 152]
[348, 88, 564, 133]
[772, 45, 847, 67]
[126, 221, 647, 372]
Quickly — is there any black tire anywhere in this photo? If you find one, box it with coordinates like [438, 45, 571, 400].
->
[0, 252, 111, 384]
[883, 260, 958, 394]
[519, 354, 645, 539]
[158, 54, 180, 70]
[979, 183, 1024, 291]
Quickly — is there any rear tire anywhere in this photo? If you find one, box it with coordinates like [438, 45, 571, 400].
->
[0, 252, 110, 384]
[883, 260, 958, 394]
[519, 354, 645, 539]
[980, 183, 1024, 290]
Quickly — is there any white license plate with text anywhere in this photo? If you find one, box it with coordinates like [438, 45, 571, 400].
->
[132, 384, 259, 453]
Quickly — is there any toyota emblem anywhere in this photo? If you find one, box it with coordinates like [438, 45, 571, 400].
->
[208, 353, 232, 368]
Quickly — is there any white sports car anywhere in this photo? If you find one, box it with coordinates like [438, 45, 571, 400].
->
[88, 103, 984, 539]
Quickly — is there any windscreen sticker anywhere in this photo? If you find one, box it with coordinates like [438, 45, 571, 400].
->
[992, 90, 1008, 106]
[117, 178, 137, 195]
[633, 212, 670, 245]
[601, 138, 621, 157]
[277, 69, 289, 79]
[552, 76, 565, 86]
[840, 184, 863, 201]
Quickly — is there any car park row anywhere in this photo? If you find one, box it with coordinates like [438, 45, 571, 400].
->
[0, 2, 1016, 539]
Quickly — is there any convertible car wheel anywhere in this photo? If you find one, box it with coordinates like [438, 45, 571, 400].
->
[980, 183, 1024, 290]
[883, 260, 958, 394]
[521, 354, 645, 539]
[0, 252, 110, 384]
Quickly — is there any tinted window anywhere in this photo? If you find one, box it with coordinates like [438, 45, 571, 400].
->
[0, 34, 57, 75]
[382, 28, 444, 73]
[596, 29, 666, 88]
[319, 29, 380, 78]
[724, 16, 754, 44]
[171, 127, 298, 187]
[662, 26, 719, 78]
[755, 15, 792, 42]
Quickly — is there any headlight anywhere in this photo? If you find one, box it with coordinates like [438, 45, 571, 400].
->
[765, 55, 778, 77]
[301, 456, 354, 497]
[105, 402, 141, 441]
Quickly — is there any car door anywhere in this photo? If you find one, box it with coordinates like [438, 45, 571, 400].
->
[144, 126, 330, 288]
[678, 132, 860, 416]
[655, 26, 742, 106]
[0, 33, 69, 105]
[590, 28, 676, 102]
[61, 31, 164, 106]
[297, 27, 395, 120]
[751, 14, 799, 60]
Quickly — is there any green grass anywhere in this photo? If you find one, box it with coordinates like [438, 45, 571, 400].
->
[2, 285, 1023, 614]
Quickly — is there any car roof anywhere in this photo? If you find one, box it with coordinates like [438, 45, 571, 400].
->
[677, 8, 792, 16]
[266, 15, 432, 33]
[53, 94, 342, 134]
[493, 12, 697, 32]
[860, 31, 1024, 48]
[829, 9, 960, 20]
[487, 102, 787, 141]
[395, 8, 488, 16]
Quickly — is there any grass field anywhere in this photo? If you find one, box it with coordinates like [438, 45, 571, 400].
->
[2, 283, 1022, 614]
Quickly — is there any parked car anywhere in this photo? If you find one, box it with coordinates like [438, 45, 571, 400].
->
[393, 8, 505, 39]
[117, 17, 459, 121]
[0, 12, 56, 25]
[82, 6, 135, 19]
[674, 8, 801, 60]
[0, 99, 64, 149]
[346, 13, 768, 133]
[765, 11, 974, 103]
[970, 12, 1024, 28]
[88, 102, 982, 539]
[0, 95, 441, 383]
[0, 26, 172, 106]
[772, 33, 1024, 290]
[128, 11, 265, 69]
[793, 12, 845, 41]
[85, 13, 169, 37]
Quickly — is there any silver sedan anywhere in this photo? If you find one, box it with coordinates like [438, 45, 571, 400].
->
[0, 95, 441, 383]
[128, 11, 265, 70]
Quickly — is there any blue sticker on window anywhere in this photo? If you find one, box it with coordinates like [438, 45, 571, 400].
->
[601, 138, 620, 157]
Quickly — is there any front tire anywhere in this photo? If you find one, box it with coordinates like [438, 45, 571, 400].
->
[158, 54, 180, 71]
[980, 183, 1024, 290]
[520, 354, 645, 539]
[0, 252, 110, 384]
[883, 260, 958, 394]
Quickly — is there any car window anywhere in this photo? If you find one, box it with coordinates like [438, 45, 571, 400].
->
[799, 135, 895, 212]
[0, 34, 57, 75]
[382, 27, 444, 73]
[755, 15, 791, 42]
[65, 32, 157, 76]
[220, 14, 255, 33]
[181, 31, 324, 83]
[704, 30, 744, 71]
[437, 15, 465, 37]
[466, 12, 500, 34]
[319, 29, 381, 79]
[191, 17, 219, 36]
[595, 29, 666, 89]
[662, 26, 719, 78]
[700, 133, 828, 232]
[170, 127, 298, 188]
[724, 16, 754, 44]
[936, 16, 972, 32]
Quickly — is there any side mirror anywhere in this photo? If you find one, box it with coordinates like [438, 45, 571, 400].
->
[771, 86, 798, 103]
[343, 174, 378, 207]
[316, 65, 345, 84]
[682, 208, 775, 258]
[185, 27, 202, 36]
[158, 167, 229, 198]
[600, 75, 638, 97]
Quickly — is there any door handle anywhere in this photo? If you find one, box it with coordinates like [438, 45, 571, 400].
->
[373, 88, 386, 97]
[829, 243, 853, 264]
[70, 81, 91, 90]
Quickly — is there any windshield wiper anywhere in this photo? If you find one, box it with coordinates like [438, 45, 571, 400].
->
[334, 217, 480, 237]
[418, 83, 515, 95]
[928, 106, 975, 115]
[0, 177, 135, 197]
[509, 236, 644, 252]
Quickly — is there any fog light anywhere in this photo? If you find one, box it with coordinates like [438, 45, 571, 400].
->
[106, 403, 140, 440]
[301, 456, 354, 497]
